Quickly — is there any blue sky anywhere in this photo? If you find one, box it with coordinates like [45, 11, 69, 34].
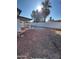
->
[17, 0, 61, 20]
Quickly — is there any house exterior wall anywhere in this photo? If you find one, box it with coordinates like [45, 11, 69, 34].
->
[17, 18, 31, 31]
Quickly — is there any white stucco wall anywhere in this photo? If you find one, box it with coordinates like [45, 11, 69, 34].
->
[17, 19, 61, 31]
[30, 22, 61, 29]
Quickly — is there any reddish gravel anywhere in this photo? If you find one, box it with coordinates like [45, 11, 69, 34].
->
[17, 29, 61, 59]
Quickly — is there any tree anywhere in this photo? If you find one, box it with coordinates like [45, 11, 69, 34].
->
[31, 0, 52, 22]
[31, 10, 41, 22]
[31, 10, 36, 21]
[42, 0, 52, 22]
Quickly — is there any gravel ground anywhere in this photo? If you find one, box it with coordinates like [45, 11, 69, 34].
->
[17, 29, 61, 59]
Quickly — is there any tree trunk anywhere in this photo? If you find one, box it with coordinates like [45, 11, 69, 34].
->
[44, 17, 46, 22]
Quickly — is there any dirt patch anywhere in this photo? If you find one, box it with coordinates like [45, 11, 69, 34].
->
[17, 29, 61, 59]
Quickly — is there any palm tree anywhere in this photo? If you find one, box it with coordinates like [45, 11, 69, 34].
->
[31, 0, 51, 22]
[42, 0, 51, 22]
